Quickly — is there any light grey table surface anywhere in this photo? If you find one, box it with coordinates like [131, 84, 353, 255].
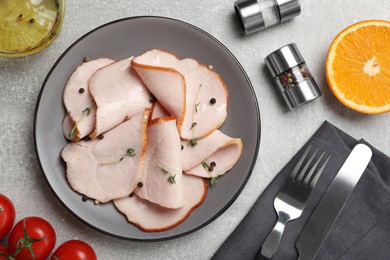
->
[1, 0, 389, 259]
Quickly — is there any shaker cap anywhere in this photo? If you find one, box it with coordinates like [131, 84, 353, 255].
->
[275, 0, 301, 23]
[234, 0, 301, 35]
[234, 0, 265, 35]
[264, 43, 305, 78]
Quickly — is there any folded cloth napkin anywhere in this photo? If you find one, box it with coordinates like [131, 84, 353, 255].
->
[212, 121, 390, 260]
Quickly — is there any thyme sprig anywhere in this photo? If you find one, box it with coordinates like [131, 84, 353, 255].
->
[126, 148, 136, 156]
[194, 102, 201, 113]
[210, 177, 217, 186]
[168, 175, 176, 184]
[190, 84, 202, 139]
[100, 148, 136, 166]
[190, 122, 197, 130]
[202, 161, 218, 186]
[202, 162, 209, 169]
[188, 138, 198, 147]
[68, 103, 94, 138]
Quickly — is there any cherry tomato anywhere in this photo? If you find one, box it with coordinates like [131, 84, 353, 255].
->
[0, 244, 10, 260]
[8, 217, 56, 260]
[51, 240, 97, 260]
[0, 194, 16, 240]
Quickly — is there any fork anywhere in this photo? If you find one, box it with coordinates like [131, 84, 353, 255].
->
[259, 143, 331, 259]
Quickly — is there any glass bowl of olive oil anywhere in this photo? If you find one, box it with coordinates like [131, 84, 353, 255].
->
[0, 0, 65, 57]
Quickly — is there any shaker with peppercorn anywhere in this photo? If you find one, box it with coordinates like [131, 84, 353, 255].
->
[264, 43, 321, 110]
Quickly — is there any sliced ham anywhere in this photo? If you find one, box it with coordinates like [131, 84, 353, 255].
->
[61, 110, 150, 203]
[114, 175, 207, 232]
[131, 52, 186, 133]
[180, 65, 228, 140]
[182, 130, 243, 178]
[150, 101, 170, 120]
[135, 116, 183, 209]
[89, 57, 152, 139]
[132, 49, 228, 140]
[61, 50, 243, 232]
[62, 115, 74, 141]
[63, 58, 115, 141]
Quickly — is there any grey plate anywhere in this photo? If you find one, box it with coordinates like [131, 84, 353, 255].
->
[34, 16, 261, 241]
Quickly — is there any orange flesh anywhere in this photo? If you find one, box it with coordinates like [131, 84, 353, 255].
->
[326, 20, 390, 114]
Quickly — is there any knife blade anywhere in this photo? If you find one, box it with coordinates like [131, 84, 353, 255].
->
[296, 143, 372, 260]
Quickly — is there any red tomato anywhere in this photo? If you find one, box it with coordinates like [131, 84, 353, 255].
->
[51, 240, 97, 260]
[0, 244, 10, 260]
[0, 194, 16, 240]
[8, 217, 56, 260]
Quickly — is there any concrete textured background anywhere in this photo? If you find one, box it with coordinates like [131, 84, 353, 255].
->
[0, 0, 389, 259]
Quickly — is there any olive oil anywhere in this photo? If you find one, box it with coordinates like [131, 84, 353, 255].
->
[0, 0, 64, 57]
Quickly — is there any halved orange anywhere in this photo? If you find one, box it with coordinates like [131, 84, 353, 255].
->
[326, 20, 390, 114]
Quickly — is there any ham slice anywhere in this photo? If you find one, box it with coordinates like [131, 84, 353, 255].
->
[135, 116, 183, 209]
[61, 110, 150, 203]
[89, 57, 152, 139]
[150, 102, 170, 120]
[180, 65, 228, 140]
[131, 52, 186, 133]
[63, 58, 114, 141]
[182, 130, 243, 179]
[62, 114, 74, 141]
[132, 49, 228, 140]
[114, 175, 207, 232]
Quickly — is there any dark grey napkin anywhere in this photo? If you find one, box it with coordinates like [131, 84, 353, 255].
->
[212, 121, 390, 260]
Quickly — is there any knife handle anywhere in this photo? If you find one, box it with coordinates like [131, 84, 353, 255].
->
[259, 211, 290, 259]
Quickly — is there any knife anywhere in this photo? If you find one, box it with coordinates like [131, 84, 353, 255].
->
[296, 143, 372, 260]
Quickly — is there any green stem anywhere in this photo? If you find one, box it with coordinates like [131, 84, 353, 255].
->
[99, 157, 124, 166]
[68, 103, 95, 138]
[11, 219, 45, 259]
[100, 148, 136, 166]
[0, 252, 15, 260]
[191, 84, 202, 137]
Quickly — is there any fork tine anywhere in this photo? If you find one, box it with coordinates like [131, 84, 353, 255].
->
[308, 152, 332, 188]
[296, 146, 319, 184]
[289, 143, 313, 181]
[302, 150, 326, 187]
